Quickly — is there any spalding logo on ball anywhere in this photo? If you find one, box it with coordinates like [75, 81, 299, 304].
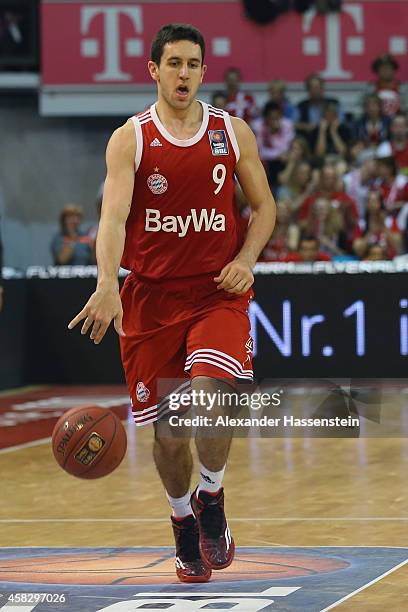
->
[52, 406, 127, 479]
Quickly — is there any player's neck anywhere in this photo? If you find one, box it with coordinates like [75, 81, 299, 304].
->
[155, 98, 203, 134]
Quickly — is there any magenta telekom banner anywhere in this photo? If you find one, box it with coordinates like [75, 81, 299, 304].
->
[41, 1, 408, 85]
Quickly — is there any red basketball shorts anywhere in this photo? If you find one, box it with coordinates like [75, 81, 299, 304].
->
[119, 273, 254, 426]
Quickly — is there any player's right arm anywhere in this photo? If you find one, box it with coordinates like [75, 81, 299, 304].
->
[68, 120, 136, 344]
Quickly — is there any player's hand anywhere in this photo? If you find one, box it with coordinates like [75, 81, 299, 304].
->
[67, 286, 125, 344]
[214, 259, 254, 294]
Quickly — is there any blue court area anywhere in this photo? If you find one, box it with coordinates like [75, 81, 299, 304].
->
[0, 547, 407, 611]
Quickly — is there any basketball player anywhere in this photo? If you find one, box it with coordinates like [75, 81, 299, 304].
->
[69, 24, 276, 582]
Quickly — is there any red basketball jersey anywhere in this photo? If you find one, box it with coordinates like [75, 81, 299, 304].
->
[121, 101, 244, 284]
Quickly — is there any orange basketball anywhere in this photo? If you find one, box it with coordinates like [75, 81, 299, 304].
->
[52, 405, 127, 479]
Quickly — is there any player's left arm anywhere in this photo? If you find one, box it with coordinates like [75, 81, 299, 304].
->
[214, 117, 276, 294]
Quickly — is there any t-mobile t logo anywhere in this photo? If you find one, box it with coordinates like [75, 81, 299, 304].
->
[81, 6, 144, 81]
[302, 4, 365, 79]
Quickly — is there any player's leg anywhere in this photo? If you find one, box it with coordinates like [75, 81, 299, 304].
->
[191, 375, 236, 569]
[186, 296, 253, 570]
[120, 276, 211, 582]
[153, 417, 211, 582]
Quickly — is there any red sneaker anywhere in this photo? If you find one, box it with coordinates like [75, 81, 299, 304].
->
[171, 514, 212, 583]
[191, 488, 235, 570]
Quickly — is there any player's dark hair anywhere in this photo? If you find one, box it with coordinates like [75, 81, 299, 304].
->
[151, 23, 205, 65]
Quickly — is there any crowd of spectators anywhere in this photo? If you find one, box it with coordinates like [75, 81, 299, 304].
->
[49, 52, 408, 267]
[217, 54, 408, 263]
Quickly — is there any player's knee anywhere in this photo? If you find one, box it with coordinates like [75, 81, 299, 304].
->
[153, 434, 190, 459]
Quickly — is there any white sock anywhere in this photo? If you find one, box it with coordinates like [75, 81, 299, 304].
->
[197, 463, 225, 495]
[166, 490, 193, 519]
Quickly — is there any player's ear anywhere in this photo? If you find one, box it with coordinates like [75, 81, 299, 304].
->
[201, 64, 207, 83]
[148, 60, 159, 82]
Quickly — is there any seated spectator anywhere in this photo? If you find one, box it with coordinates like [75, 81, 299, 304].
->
[351, 95, 390, 156]
[389, 114, 408, 174]
[211, 90, 228, 110]
[252, 101, 295, 190]
[264, 80, 297, 121]
[363, 243, 389, 261]
[260, 200, 300, 261]
[298, 165, 359, 239]
[284, 235, 332, 262]
[224, 67, 257, 123]
[296, 74, 340, 146]
[343, 151, 377, 218]
[278, 160, 316, 217]
[371, 53, 402, 118]
[311, 101, 351, 160]
[51, 204, 93, 266]
[353, 191, 402, 259]
[303, 196, 349, 256]
[375, 156, 408, 215]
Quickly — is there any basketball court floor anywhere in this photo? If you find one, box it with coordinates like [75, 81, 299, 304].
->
[0, 384, 408, 611]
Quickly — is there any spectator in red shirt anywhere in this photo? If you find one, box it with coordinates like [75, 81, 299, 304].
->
[299, 164, 359, 235]
[224, 67, 257, 124]
[285, 235, 332, 263]
[375, 156, 408, 214]
[353, 191, 402, 259]
[371, 53, 401, 118]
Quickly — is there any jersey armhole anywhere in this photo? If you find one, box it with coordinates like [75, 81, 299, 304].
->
[223, 112, 240, 164]
[130, 115, 143, 173]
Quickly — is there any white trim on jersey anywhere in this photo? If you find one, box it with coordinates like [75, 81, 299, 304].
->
[139, 115, 152, 126]
[208, 104, 225, 118]
[138, 109, 151, 121]
[223, 111, 240, 163]
[150, 100, 210, 148]
[130, 115, 144, 172]
[184, 348, 253, 381]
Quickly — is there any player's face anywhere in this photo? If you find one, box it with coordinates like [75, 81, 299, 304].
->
[149, 41, 206, 110]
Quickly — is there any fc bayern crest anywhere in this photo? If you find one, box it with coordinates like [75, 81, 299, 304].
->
[136, 382, 150, 403]
[147, 173, 168, 195]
